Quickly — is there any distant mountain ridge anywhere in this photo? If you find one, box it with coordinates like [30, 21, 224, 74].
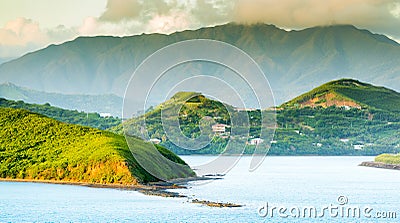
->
[0, 57, 14, 65]
[0, 82, 123, 117]
[0, 23, 400, 106]
[0, 97, 121, 130]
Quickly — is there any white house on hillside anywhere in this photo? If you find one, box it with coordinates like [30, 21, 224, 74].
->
[212, 124, 230, 134]
[249, 138, 264, 145]
[149, 138, 161, 144]
[353, 144, 364, 150]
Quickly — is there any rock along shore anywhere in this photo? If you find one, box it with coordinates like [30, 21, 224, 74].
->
[359, 161, 400, 170]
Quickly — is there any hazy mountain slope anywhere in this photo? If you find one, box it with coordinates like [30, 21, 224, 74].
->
[0, 82, 123, 117]
[0, 108, 195, 184]
[1, 23, 400, 105]
[0, 57, 14, 65]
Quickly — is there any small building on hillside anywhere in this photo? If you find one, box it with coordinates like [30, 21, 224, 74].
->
[149, 138, 161, 144]
[212, 124, 230, 134]
[340, 138, 350, 143]
[99, 112, 112, 118]
[234, 108, 258, 112]
[249, 138, 264, 145]
[353, 144, 365, 150]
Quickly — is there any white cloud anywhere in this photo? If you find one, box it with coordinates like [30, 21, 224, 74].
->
[232, 0, 396, 27]
[391, 2, 400, 18]
[99, 0, 142, 22]
[79, 16, 145, 36]
[77, 0, 194, 36]
[0, 18, 48, 46]
[92, 0, 400, 40]
[146, 11, 191, 34]
[230, 0, 400, 40]
[0, 17, 77, 58]
[191, 0, 233, 25]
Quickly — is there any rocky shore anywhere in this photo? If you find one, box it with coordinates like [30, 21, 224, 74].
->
[359, 161, 400, 170]
[191, 199, 243, 208]
[0, 176, 210, 198]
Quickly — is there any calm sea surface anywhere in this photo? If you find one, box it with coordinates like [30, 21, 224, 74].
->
[1, 156, 399, 222]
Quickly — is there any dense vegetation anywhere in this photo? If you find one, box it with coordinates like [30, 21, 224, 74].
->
[270, 106, 400, 155]
[0, 108, 194, 184]
[375, 154, 400, 165]
[0, 98, 121, 130]
[115, 80, 400, 156]
[273, 79, 400, 155]
[112, 92, 237, 154]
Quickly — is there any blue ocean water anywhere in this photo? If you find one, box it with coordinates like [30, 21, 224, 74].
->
[0, 156, 399, 222]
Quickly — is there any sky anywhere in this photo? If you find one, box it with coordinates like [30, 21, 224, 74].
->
[0, 0, 400, 58]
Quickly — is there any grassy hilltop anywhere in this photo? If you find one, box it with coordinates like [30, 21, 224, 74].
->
[111, 92, 236, 154]
[283, 79, 400, 113]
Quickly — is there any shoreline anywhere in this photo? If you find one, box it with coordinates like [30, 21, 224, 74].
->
[0, 176, 210, 193]
[0, 176, 243, 207]
[359, 161, 400, 170]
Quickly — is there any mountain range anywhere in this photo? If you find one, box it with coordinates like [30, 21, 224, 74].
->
[0, 23, 399, 107]
[0, 82, 122, 117]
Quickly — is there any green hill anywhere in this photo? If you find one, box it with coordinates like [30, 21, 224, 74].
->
[1, 24, 400, 105]
[112, 92, 239, 154]
[274, 79, 400, 155]
[0, 108, 195, 184]
[0, 97, 121, 130]
[115, 80, 400, 156]
[282, 79, 400, 113]
[0, 82, 123, 117]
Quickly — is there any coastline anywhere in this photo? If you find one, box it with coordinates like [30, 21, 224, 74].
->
[359, 161, 400, 170]
[0, 176, 243, 207]
[0, 176, 208, 196]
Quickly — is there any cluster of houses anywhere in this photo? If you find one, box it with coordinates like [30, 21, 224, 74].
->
[148, 123, 369, 150]
[148, 123, 266, 145]
[340, 138, 371, 150]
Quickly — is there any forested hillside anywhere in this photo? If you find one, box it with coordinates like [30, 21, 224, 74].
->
[0, 98, 121, 130]
[0, 108, 195, 184]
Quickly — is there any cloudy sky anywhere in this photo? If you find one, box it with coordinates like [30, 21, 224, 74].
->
[1, 0, 400, 58]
